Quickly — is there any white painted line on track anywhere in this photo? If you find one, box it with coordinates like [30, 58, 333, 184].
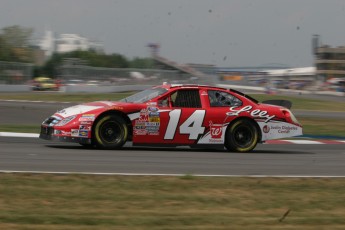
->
[0, 132, 39, 138]
[283, 140, 323, 144]
[1, 170, 345, 178]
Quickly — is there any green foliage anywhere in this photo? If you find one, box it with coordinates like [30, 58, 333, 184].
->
[1, 25, 33, 47]
[0, 25, 34, 63]
[61, 50, 129, 68]
[129, 57, 155, 68]
[38, 50, 155, 77]
[0, 25, 154, 77]
[40, 52, 64, 77]
[0, 36, 12, 61]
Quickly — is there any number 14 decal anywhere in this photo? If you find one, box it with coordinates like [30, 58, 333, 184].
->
[164, 110, 206, 140]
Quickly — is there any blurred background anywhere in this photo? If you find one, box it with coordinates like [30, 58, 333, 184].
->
[0, 0, 344, 95]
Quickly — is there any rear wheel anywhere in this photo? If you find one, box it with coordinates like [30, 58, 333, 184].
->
[225, 119, 259, 152]
[93, 114, 128, 149]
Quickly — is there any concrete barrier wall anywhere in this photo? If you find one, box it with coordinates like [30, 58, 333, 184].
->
[0, 85, 31, 92]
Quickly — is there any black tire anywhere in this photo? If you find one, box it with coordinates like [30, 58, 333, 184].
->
[224, 119, 259, 152]
[93, 114, 128, 149]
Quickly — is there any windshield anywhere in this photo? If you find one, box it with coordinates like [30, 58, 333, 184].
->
[120, 87, 168, 103]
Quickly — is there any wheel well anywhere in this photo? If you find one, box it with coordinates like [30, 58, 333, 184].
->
[225, 117, 262, 142]
[93, 110, 133, 138]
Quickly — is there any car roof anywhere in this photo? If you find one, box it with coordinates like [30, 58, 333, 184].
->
[157, 83, 258, 103]
[160, 83, 229, 91]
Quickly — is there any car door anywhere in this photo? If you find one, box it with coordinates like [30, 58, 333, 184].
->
[196, 89, 243, 144]
[132, 88, 206, 145]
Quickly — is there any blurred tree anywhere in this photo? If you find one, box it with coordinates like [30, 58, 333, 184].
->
[0, 36, 13, 61]
[129, 57, 155, 68]
[0, 25, 34, 62]
[1, 25, 33, 47]
[39, 50, 154, 77]
[40, 52, 64, 77]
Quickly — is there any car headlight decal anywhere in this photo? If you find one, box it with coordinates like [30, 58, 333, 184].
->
[55, 115, 76, 126]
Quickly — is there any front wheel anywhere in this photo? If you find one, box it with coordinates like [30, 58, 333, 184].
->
[93, 114, 128, 149]
[224, 119, 259, 152]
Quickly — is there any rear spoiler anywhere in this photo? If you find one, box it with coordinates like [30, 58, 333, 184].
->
[262, 100, 292, 109]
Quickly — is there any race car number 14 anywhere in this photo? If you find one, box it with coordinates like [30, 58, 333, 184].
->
[164, 110, 206, 140]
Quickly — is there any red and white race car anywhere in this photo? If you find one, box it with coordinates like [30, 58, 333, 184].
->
[40, 83, 302, 152]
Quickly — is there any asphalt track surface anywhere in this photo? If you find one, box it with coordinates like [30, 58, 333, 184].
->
[1, 136, 345, 176]
[1, 99, 345, 177]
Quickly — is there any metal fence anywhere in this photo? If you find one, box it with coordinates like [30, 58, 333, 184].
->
[0, 61, 33, 84]
[0, 58, 211, 88]
[57, 58, 197, 85]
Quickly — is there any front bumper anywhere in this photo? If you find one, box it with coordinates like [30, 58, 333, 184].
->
[39, 126, 91, 144]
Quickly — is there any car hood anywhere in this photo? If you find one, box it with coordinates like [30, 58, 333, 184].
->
[54, 101, 128, 118]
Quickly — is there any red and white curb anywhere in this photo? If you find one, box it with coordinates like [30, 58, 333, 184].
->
[1, 132, 345, 144]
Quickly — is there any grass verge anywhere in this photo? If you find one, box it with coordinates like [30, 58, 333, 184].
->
[0, 92, 133, 103]
[298, 117, 345, 137]
[0, 124, 40, 133]
[0, 173, 345, 229]
[251, 94, 345, 111]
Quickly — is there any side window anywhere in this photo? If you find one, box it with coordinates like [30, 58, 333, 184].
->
[171, 89, 201, 108]
[208, 90, 242, 107]
[157, 96, 169, 107]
